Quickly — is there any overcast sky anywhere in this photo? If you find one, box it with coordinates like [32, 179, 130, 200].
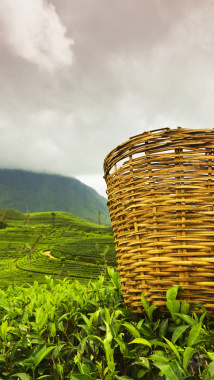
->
[0, 0, 214, 197]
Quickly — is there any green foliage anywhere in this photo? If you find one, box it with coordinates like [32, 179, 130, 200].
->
[0, 272, 213, 379]
[0, 210, 116, 288]
[0, 221, 7, 229]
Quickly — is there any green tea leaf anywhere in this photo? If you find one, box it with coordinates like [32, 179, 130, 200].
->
[141, 293, 149, 312]
[115, 336, 126, 355]
[207, 352, 214, 361]
[140, 323, 153, 337]
[181, 300, 190, 315]
[202, 368, 212, 380]
[104, 321, 112, 343]
[49, 322, 56, 337]
[33, 345, 55, 371]
[123, 322, 140, 338]
[154, 363, 179, 380]
[104, 307, 111, 325]
[80, 313, 91, 329]
[0, 299, 10, 312]
[136, 319, 144, 330]
[172, 325, 189, 343]
[154, 341, 169, 349]
[78, 363, 91, 376]
[70, 375, 98, 380]
[105, 375, 113, 380]
[104, 339, 114, 364]
[166, 300, 180, 319]
[147, 304, 157, 322]
[195, 302, 207, 313]
[163, 337, 181, 362]
[79, 337, 87, 354]
[159, 319, 168, 338]
[0, 320, 8, 341]
[149, 354, 169, 364]
[183, 347, 196, 370]
[208, 362, 214, 375]
[139, 357, 150, 369]
[174, 314, 197, 326]
[10, 340, 21, 361]
[87, 335, 103, 345]
[11, 374, 30, 380]
[137, 368, 149, 378]
[57, 312, 70, 324]
[129, 338, 151, 347]
[166, 286, 183, 302]
[187, 322, 202, 347]
[200, 312, 208, 324]
[108, 361, 115, 373]
[52, 344, 65, 358]
[88, 309, 101, 326]
[170, 359, 184, 380]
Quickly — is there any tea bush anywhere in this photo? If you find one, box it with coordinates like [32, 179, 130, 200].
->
[0, 270, 213, 380]
[0, 210, 116, 288]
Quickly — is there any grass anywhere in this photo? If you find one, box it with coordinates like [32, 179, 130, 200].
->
[0, 209, 116, 288]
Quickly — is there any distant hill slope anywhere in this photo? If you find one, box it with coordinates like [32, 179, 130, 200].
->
[0, 209, 116, 288]
[0, 169, 110, 224]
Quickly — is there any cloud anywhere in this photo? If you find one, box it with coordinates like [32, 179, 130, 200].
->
[1, 0, 214, 197]
[0, 0, 74, 72]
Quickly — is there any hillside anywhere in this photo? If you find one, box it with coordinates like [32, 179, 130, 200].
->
[0, 169, 110, 224]
[0, 209, 116, 288]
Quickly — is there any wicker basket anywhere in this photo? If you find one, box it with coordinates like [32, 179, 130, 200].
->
[104, 127, 214, 313]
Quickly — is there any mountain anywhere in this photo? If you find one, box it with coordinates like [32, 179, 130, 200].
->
[0, 169, 110, 225]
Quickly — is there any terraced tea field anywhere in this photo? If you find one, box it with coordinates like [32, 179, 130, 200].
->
[0, 209, 116, 287]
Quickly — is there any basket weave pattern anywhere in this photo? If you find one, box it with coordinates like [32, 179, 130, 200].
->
[104, 128, 214, 312]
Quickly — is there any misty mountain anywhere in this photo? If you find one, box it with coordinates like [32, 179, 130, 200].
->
[0, 169, 110, 225]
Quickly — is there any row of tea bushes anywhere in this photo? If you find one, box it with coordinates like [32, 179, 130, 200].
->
[0, 269, 213, 379]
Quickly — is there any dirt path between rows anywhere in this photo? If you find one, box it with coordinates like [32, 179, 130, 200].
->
[13, 251, 57, 270]
[43, 250, 57, 259]
[24, 215, 30, 226]
[0, 210, 7, 221]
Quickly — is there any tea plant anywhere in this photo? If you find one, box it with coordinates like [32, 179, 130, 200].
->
[0, 210, 116, 288]
[0, 270, 213, 380]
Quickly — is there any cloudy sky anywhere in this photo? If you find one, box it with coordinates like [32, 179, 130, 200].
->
[0, 0, 214, 197]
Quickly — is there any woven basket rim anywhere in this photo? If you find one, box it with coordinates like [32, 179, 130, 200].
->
[104, 127, 214, 177]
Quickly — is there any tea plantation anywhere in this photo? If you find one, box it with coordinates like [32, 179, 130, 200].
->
[0, 271, 214, 380]
[1, 210, 214, 380]
[0, 209, 116, 288]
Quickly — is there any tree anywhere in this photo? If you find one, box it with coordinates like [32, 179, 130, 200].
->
[22, 244, 35, 274]
[59, 259, 69, 279]
[51, 212, 56, 228]
[98, 211, 102, 225]
[0, 221, 7, 229]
